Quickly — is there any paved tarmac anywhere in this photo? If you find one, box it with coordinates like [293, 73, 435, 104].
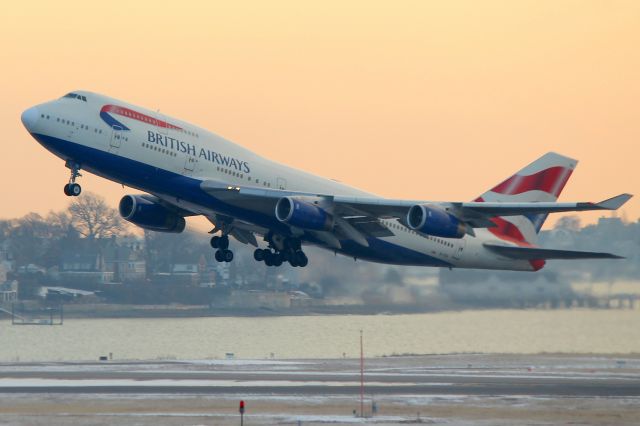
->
[0, 354, 638, 425]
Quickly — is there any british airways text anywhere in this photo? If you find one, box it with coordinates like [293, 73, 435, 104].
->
[147, 131, 250, 173]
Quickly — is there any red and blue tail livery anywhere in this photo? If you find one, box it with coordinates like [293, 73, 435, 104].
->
[475, 152, 577, 253]
[21, 91, 632, 271]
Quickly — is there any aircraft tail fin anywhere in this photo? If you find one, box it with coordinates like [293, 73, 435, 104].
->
[474, 152, 578, 245]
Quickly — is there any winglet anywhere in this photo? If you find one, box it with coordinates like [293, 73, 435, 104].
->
[596, 193, 633, 210]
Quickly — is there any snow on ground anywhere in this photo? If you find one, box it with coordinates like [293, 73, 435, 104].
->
[0, 378, 426, 387]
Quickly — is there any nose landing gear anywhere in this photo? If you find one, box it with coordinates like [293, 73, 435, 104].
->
[63, 161, 82, 197]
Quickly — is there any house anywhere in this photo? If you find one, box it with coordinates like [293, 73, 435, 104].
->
[0, 280, 18, 303]
[58, 236, 147, 284]
[59, 242, 112, 284]
[103, 238, 146, 282]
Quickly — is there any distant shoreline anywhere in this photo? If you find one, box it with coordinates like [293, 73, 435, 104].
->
[54, 302, 452, 319]
[2, 301, 635, 320]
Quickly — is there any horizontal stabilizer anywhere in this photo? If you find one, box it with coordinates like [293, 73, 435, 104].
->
[458, 193, 634, 218]
[484, 244, 624, 260]
[595, 193, 633, 210]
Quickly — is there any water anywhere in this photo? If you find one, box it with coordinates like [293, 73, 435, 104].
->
[1, 310, 639, 362]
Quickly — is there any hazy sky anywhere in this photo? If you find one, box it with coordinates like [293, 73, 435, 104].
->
[1, 1, 638, 228]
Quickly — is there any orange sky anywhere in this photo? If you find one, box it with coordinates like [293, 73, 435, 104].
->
[1, 1, 638, 229]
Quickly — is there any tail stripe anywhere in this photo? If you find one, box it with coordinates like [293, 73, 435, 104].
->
[489, 166, 573, 197]
[485, 216, 546, 271]
[487, 217, 529, 244]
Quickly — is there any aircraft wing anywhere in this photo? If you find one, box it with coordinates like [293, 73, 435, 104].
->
[484, 244, 624, 260]
[200, 180, 631, 225]
[329, 193, 632, 220]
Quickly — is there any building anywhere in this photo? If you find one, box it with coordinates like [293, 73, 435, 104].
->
[59, 236, 146, 284]
[0, 280, 18, 303]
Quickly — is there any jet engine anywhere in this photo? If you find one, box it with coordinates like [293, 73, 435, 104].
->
[119, 195, 186, 233]
[275, 197, 333, 231]
[406, 204, 465, 239]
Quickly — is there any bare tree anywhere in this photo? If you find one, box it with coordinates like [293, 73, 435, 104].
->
[7, 213, 60, 267]
[46, 210, 74, 238]
[68, 192, 126, 239]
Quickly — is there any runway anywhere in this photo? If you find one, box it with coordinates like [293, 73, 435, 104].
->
[0, 354, 638, 425]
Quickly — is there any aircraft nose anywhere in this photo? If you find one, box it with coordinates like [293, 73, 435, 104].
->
[21, 106, 40, 131]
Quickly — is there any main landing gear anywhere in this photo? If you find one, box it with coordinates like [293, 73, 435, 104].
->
[253, 235, 308, 267]
[211, 235, 234, 263]
[210, 231, 309, 267]
[63, 161, 82, 197]
[253, 248, 308, 267]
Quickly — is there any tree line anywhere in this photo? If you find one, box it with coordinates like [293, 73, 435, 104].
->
[0, 193, 127, 269]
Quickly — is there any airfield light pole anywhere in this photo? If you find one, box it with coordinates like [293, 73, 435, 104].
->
[360, 329, 364, 418]
[239, 400, 245, 426]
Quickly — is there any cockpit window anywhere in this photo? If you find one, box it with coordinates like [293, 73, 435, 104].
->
[63, 93, 87, 102]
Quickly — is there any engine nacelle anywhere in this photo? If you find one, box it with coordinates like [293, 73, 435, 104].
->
[275, 197, 333, 231]
[406, 204, 465, 239]
[119, 195, 186, 233]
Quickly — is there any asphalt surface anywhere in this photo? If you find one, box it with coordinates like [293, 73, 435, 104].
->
[0, 354, 638, 397]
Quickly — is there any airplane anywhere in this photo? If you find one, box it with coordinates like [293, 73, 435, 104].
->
[21, 91, 632, 271]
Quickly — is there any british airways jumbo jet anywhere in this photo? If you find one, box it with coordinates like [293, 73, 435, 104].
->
[21, 91, 631, 270]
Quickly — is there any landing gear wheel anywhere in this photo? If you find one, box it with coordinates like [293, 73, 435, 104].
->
[294, 250, 308, 267]
[70, 183, 81, 196]
[214, 250, 224, 262]
[254, 249, 265, 262]
[210, 236, 220, 249]
[215, 249, 234, 262]
[64, 183, 81, 196]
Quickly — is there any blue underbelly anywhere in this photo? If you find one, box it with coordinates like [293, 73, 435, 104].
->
[31, 133, 450, 267]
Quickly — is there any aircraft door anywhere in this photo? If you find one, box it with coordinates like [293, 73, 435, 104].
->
[277, 177, 287, 190]
[183, 155, 197, 176]
[452, 239, 466, 260]
[109, 124, 125, 153]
